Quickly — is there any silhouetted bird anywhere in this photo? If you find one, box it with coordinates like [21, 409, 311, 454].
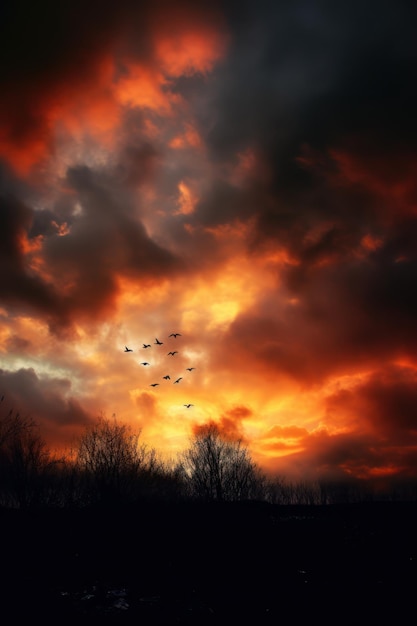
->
[143, 344, 151, 348]
[168, 351, 178, 356]
[154, 338, 163, 345]
[186, 367, 195, 371]
[184, 404, 194, 408]
[169, 333, 182, 338]
[174, 377, 183, 384]
[163, 375, 171, 380]
[124, 346, 133, 352]
[150, 383, 159, 387]
[140, 362, 150, 366]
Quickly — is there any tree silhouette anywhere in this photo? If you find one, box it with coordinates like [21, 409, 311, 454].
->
[73, 415, 164, 505]
[0, 408, 58, 508]
[178, 423, 266, 502]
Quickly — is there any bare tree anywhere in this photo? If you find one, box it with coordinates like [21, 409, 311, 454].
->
[179, 423, 266, 502]
[72, 415, 163, 505]
[0, 406, 59, 508]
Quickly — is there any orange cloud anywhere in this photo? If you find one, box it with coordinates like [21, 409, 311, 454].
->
[191, 416, 247, 442]
[134, 391, 158, 416]
[360, 233, 383, 252]
[329, 148, 417, 207]
[169, 124, 202, 149]
[155, 28, 225, 77]
[175, 181, 198, 215]
[0, 56, 120, 176]
[213, 405, 253, 441]
[50, 64, 120, 152]
[0, 5, 227, 177]
[0, 132, 50, 177]
[148, 3, 227, 78]
[265, 425, 309, 440]
[115, 62, 176, 113]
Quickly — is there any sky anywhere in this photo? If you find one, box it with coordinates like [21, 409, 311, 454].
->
[1, 0, 417, 485]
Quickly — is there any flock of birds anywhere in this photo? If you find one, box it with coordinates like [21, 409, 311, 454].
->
[124, 333, 195, 409]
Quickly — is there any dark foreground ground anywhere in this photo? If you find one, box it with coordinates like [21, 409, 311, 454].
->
[1, 500, 417, 625]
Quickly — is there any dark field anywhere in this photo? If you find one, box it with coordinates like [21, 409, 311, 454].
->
[2, 501, 417, 625]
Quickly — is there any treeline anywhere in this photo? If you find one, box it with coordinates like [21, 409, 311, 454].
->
[1, 407, 416, 509]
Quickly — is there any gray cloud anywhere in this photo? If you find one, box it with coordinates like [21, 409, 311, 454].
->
[0, 367, 93, 447]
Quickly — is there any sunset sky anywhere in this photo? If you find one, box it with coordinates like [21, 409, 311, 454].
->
[1, 0, 417, 484]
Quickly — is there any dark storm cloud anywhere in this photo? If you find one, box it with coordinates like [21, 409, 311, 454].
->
[281, 246, 417, 378]
[0, 192, 61, 316]
[309, 428, 417, 481]
[0, 0, 124, 158]
[191, 0, 417, 241]
[116, 141, 160, 188]
[215, 241, 417, 384]
[0, 1, 123, 82]
[0, 192, 32, 263]
[62, 164, 181, 278]
[305, 430, 397, 479]
[327, 366, 417, 440]
[0, 161, 182, 330]
[28, 209, 56, 238]
[0, 367, 92, 432]
[207, 0, 417, 158]
[265, 422, 417, 482]
[41, 164, 182, 316]
[195, 179, 266, 228]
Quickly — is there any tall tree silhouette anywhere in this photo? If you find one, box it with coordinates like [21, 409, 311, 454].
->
[179, 423, 265, 502]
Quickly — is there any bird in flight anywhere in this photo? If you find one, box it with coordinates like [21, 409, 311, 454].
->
[140, 362, 150, 366]
[154, 338, 163, 345]
[150, 383, 159, 387]
[169, 333, 181, 338]
[124, 346, 133, 352]
[143, 344, 151, 348]
[174, 377, 183, 384]
[163, 375, 171, 380]
[184, 404, 194, 408]
[186, 367, 195, 371]
[168, 351, 178, 356]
